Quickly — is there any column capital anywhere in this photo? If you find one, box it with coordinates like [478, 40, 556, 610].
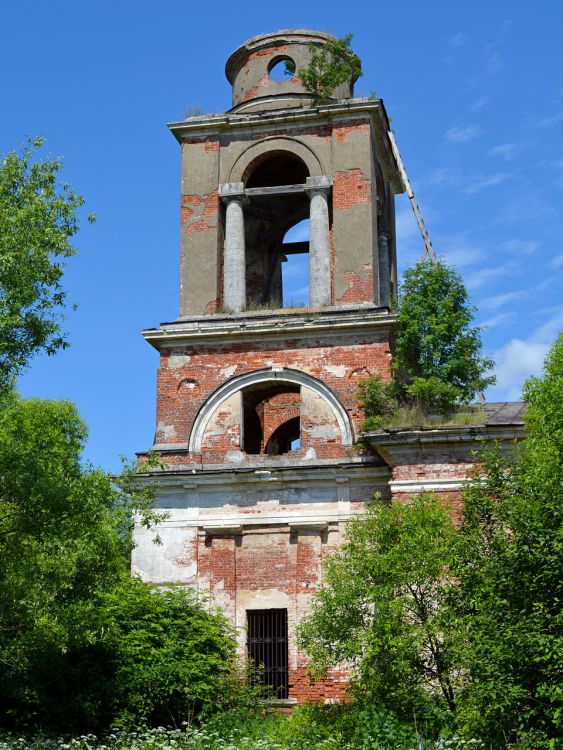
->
[305, 175, 333, 196]
[219, 182, 248, 202]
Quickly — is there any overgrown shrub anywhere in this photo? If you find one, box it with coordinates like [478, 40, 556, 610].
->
[297, 34, 362, 105]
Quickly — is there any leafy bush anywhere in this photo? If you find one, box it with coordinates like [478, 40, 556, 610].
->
[451, 333, 563, 748]
[356, 375, 396, 430]
[298, 494, 457, 728]
[100, 579, 238, 728]
[0, 396, 240, 733]
[298, 34, 362, 105]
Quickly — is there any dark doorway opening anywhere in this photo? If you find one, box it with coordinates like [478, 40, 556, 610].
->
[247, 608, 289, 699]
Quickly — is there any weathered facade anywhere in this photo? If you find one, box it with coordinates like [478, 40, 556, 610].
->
[133, 30, 525, 704]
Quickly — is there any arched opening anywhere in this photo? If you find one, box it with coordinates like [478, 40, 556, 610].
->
[241, 381, 301, 456]
[268, 56, 296, 83]
[245, 152, 309, 188]
[242, 151, 310, 309]
[189, 367, 355, 454]
[282, 219, 310, 307]
[264, 417, 301, 455]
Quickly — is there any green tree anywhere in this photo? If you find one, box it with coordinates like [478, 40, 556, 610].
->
[101, 578, 237, 728]
[298, 33, 362, 105]
[0, 395, 154, 729]
[0, 395, 238, 732]
[0, 137, 93, 399]
[299, 494, 458, 728]
[393, 259, 495, 411]
[453, 333, 563, 748]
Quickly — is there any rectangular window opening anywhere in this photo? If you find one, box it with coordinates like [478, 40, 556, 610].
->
[247, 608, 289, 699]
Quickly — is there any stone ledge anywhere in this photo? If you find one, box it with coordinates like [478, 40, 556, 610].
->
[143, 306, 395, 349]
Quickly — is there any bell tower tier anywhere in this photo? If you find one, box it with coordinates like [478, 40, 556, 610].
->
[135, 30, 404, 704]
[170, 30, 401, 318]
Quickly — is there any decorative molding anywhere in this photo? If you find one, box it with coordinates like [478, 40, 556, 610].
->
[389, 478, 465, 494]
[188, 366, 354, 452]
[142, 307, 396, 349]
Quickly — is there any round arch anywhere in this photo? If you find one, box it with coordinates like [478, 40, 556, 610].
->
[228, 136, 324, 184]
[188, 367, 354, 453]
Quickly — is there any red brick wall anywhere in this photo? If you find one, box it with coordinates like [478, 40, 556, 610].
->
[154, 331, 392, 463]
[260, 391, 300, 451]
[195, 524, 351, 702]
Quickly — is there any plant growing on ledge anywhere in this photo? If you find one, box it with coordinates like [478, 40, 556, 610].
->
[296, 33, 362, 105]
[394, 259, 495, 411]
[358, 259, 495, 429]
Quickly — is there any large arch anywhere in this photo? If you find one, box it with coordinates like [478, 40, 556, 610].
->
[189, 367, 354, 453]
[227, 136, 324, 184]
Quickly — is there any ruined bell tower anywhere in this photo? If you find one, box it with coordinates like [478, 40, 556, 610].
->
[134, 30, 404, 703]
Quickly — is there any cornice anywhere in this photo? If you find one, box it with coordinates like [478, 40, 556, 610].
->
[142, 307, 396, 350]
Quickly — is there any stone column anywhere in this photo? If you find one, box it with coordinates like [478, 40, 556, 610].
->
[305, 176, 333, 308]
[219, 182, 247, 313]
[378, 230, 392, 308]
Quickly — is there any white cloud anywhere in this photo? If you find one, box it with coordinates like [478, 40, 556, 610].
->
[484, 43, 504, 74]
[427, 166, 461, 187]
[488, 143, 518, 160]
[445, 125, 482, 144]
[502, 239, 539, 256]
[448, 31, 468, 48]
[488, 306, 563, 401]
[548, 253, 563, 269]
[491, 338, 550, 401]
[480, 311, 518, 329]
[436, 233, 487, 269]
[535, 110, 563, 128]
[470, 96, 489, 113]
[479, 287, 530, 311]
[464, 173, 508, 194]
[465, 262, 520, 290]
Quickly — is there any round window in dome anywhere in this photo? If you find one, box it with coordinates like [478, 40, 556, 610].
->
[268, 56, 296, 82]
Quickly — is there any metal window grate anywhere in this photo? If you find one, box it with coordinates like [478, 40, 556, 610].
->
[247, 608, 289, 699]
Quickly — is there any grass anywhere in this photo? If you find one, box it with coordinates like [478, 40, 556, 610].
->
[363, 404, 487, 432]
[0, 705, 492, 750]
[382, 404, 486, 430]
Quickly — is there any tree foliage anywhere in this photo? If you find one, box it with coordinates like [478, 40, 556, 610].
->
[299, 494, 458, 728]
[0, 137, 93, 398]
[0, 395, 237, 732]
[393, 259, 495, 411]
[452, 332, 563, 748]
[303, 334, 562, 748]
[297, 33, 362, 105]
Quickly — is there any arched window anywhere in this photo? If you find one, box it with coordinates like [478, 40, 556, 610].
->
[241, 151, 310, 309]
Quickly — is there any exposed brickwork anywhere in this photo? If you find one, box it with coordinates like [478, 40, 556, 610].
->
[154, 333, 393, 458]
[290, 667, 349, 702]
[336, 264, 374, 304]
[334, 120, 370, 144]
[181, 191, 218, 235]
[193, 523, 351, 700]
[182, 135, 220, 150]
[259, 391, 300, 451]
[333, 168, 372, 210]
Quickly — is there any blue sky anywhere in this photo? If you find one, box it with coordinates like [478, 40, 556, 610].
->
[2, 1, 562, 471]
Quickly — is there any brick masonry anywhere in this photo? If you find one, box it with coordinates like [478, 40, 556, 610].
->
[133, 30, 525, 704]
